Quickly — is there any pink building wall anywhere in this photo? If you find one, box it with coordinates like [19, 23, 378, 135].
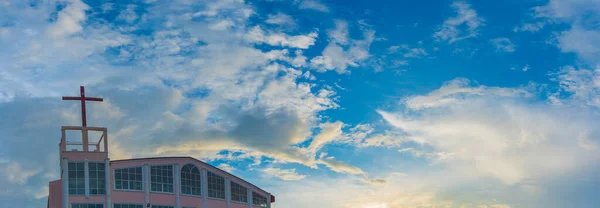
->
[53, 156, 273, 208]
[48, 180, 62, 208]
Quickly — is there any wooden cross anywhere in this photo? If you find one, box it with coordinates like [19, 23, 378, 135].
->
[62, 86, 103, 127]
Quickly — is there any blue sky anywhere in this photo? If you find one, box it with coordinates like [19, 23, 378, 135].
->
[1, 0, 600, 207]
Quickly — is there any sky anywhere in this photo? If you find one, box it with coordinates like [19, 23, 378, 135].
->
[0, 0, 599, 207]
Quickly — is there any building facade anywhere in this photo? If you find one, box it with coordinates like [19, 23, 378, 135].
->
[47, 87, 274, 208]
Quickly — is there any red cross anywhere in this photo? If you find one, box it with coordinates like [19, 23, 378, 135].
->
[62, 86, 103, 127]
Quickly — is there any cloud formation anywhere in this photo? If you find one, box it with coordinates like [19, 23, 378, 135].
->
[262, 168, 307, 181]
[434, 1, 485, 43]
[299, 0, 329, 12]
[491, 37, 516, 52]
[379, 78, 600, 185]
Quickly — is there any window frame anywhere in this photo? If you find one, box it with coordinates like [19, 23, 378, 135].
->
[252, 191, 268, 208]
[150, 205, 175, 208]
[113, 204, 144, 208]
[150, 164, 175, 194]
[206, 171, 226, 200]
[113, 166, 144, 192]
[68, 161, 86, 196]
[70, 203, 104, 208]
[230, 181, 248, 204]
[180, 163, 202, 197]
[88, 162, 106, 195]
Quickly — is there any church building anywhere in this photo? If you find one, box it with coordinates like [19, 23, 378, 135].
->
[47, 87, 275, 208]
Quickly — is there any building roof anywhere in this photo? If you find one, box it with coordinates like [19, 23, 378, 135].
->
[110, 156, 275, 202]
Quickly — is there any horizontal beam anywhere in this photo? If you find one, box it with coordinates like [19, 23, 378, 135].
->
[62, 96, 103, 101]
[61, 126, 106, 131]
[65, 142, 99, 146]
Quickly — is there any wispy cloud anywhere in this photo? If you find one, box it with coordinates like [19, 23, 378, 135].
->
[266, 12, 296, 27]
[263, 168, 307, 180]
[299, 0, 329, 12]
[491, 37, 516, 52]
[434, 1, 485, 43]
[245, 26, 318, 49]
[217, 164, 236, 173]
[388, 44, 429, 58]
[310, 20, 375, 73]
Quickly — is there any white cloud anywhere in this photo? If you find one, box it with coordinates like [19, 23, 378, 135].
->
[194, 0, 254, 18]
[263, 168, 307, 180]
[379, 78, 600, 185]
[318, 156, 365, 175]
[266, 13, 296, 27]
[403, 78, 530, 110]
[0, 162, 41, 185]
[310, 20, 375, 73]
[520, 0, 600, 64]
[245, 26, 318, 49]
[522, 64, 530, 72]
[46, 0, 90, 38]
[308, 121, 344, 152]
[388, 44, 429, 58]
[208, 20, 234, 31]
[434, 1, 485, 43]
[361, 134, 403, 148]
[217, 164, 236, 173]
[556, 26, 600, 65]
[513, 22, 546, 33]
[299, 0, 329, 12]
[491, 38, 516, 52]
[551, 66, 600, 108]
[116, 4, 138, 23]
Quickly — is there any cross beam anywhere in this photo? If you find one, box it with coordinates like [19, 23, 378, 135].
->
[62, 86, 103, 127]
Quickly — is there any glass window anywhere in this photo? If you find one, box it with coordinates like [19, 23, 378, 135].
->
[151, 206, 174, 208]
[180, 164, 201, 196]
[150, 165, 173, 193]
[88, 162, 106, 195]
[68, 162, 85, 195]
[114, 204, 143, 208]
[115, 167, 143, 191]
[71, 204, 104, 208]
[252, 192, 268, 207]
[230, 181, 247, 203]
[207, 171, 225, 199]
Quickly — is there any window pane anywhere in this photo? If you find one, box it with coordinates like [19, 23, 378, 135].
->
[114, 166, 143, 191]
[88, 162, 105, 195]
[150, 165, 174, 193]
[207, 172, 225, 199]
[68, 162, 86, 195]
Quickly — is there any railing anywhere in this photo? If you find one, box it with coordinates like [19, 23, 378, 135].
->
[59, 126, 108, 154]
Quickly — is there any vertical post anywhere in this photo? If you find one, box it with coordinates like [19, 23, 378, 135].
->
[174, 164, 180, 208]
[82, 128, 89, 152]
[80, 86, 87, 127]
[62, 158, 69, 208]
[105, 159, 111, 208]
[103, 130, 108, 153]
[84, 159, 89, 198]
[202, 168, 207, 208]
[144, 165, 150, 206]
[267, 193, 271, 208]
[225, 178, 231, 208]
[247, 188, 253, 208]
[61, 128, 66, 152]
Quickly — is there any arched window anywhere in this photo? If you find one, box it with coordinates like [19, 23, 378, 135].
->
[180, 164, 201, 196]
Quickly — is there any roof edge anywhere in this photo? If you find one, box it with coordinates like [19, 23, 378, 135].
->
[110, 156, 273, 197]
